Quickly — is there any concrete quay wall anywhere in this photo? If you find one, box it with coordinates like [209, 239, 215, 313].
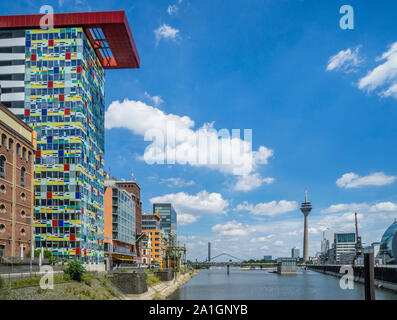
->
[308, 264, 397, 292]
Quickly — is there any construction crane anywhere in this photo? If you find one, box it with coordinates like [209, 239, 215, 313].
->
[354, 212, 363, 264]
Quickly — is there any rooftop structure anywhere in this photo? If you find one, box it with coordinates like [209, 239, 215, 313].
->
[0, 11, 140, 69]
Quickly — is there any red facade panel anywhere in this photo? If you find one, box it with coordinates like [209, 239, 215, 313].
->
[0, 11, 140, 69]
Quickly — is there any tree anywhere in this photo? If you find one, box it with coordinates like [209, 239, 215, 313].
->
[64, 260, 86, 282]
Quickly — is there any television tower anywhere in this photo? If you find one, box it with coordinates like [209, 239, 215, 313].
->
[300, 188, 312, 262]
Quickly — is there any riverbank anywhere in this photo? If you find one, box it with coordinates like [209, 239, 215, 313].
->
[0, 273, 121, 300]
[123, 269, 199, 300]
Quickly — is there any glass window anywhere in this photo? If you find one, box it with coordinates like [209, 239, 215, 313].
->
[21, 167, 25, 187]
[0, 156, 5, 178]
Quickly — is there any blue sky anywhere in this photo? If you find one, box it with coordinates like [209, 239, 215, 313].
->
[4, 0, 397, 260]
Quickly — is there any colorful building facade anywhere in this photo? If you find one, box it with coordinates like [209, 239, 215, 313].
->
[26, 27, 105, 263]
[0, 11, 140, 263]
[0, 103, 36, 259]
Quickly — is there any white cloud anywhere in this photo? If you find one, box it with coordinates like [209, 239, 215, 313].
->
[235, 200, 298, 216]
[326, 46, 362, 73]
[321, 203, 369, 213]
[250, 234, 274, 243]
[160, 177, 195, 187]
[336, 172, 397, 188]
[178, 213, 198, 226]
[369, 201, 397, 212]
[150, 190, 229, 218]
[105, 99, 274, 175]
[358, 42, 397, 96]
[212, 220, 256, 236]
[154, 24, 179, 46]
[167, 4, 178, 15]
[144, 92, 164, 107]
[234, 173, 274, 191]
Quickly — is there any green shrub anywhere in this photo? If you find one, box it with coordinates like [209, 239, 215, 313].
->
[0, 275, 4, 289]
[64, 260, 86, 282]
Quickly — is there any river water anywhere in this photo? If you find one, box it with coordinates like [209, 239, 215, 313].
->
[168, 267, 397, 300]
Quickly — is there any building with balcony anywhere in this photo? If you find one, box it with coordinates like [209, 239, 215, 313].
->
[142, 213, 165, 265]
[0, 11, 140, 264]
[104, 174, 136, 265]
[0, 103, 36, 259]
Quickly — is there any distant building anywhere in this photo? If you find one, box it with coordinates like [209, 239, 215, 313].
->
[277, 257, 297, 274]
[378, 220, 397, 264]
[104, 176, 136, 265]
[153, 203, 177, 239]
[263, 255, 272, 261]
[291, 247, 300, 259]
[0, 103, 36, 259]
[329, 232, 357, 264]
[321, 228, 334, 254]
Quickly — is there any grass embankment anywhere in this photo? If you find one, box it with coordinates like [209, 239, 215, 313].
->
[144, 270, 161, 286]
[0, 273, 120, 300]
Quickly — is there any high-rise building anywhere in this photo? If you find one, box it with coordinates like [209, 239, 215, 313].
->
[0, 11, 140, 264]
[291, 247, 300, 259]
[321, 228, 334, 254]
[103, 175, 136, 265]
[153, 203, 177, 239]
[263, 255, 272, 261]
[300, 188, 312, 262]
[0, 103, 36, 259]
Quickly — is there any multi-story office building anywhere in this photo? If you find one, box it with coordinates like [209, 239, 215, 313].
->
[142, 213, 165, 265]
[104, 175, 136, 265]
[291, 247, 300, 259]
[0, 103, 36, 259]
[115, 174, 143, 263]
[153, 203, 177, 240]
[0, 11, 140, 264]
[263, 255, 272, 261]
[328, 232, 356, 264]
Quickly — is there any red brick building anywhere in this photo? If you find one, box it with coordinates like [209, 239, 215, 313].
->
[0, 103, 36, 259]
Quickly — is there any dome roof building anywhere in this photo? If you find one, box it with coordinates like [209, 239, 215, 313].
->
[378, 220, 397, 265]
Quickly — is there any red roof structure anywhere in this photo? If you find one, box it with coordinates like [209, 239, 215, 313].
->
[0, 11, 140, 69]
